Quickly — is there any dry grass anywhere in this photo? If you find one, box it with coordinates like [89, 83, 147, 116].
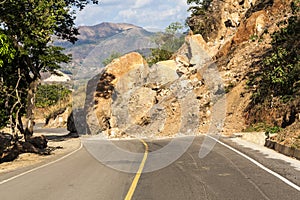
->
[35, 94, 72, 123]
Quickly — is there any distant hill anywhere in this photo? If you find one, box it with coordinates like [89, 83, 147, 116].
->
[55, 22, 156, 79]
[77, 22, 141, 42]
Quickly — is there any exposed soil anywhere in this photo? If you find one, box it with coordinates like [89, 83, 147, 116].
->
[274, 122, 300, 149]
[0, 131, 80, 175]
[222, 80, 252, 136]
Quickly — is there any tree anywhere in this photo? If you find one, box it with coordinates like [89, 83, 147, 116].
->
[0, 32, 27, 135]
[165, 22, 184, 34]
[147, 22, 185, 65]
[0, 33, 15, 67]
[252, 0, 300, 98]
[0, 0, 98, 139]
[262, 0, 300, 96]
[187, 0, 212, 15]
[36, 84, 71, 108]
[186, 0, 221, 41]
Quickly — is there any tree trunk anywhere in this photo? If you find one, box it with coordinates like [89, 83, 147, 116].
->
[24, 79, 39, 141]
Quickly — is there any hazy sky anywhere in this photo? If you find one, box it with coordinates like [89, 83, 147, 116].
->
[75, 0, 190, 31]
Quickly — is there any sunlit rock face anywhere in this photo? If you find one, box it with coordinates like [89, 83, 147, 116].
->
[84, 34, 216, 137]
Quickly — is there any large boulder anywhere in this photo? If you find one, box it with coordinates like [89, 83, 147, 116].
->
[85, 52, 149, 135]
[0, 133, 19, 163]
[84, 32, 219, 137]
[46, 106, 72, 128]
[26, 135, 48, 149]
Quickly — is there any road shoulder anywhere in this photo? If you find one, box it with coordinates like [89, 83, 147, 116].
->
[0, 135, 80, 176]
[221, 136, 300, 186]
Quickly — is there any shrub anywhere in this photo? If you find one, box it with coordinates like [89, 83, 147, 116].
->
[36, 84, 71, 108]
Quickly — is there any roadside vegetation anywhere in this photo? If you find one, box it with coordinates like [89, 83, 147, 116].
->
[185, 0, 300, 148]
[36, 84, 71, 108]
[0, 0, 98, 139]
[245, 0, 300, 129]
[0, 0, 98, 163]
[35, 84, 72, 126]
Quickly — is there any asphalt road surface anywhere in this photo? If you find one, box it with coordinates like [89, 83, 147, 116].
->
[0, 136, 299, 200]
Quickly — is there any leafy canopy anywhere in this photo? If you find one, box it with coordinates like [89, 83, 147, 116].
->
[0, 33, 15, 67]
[0, 0, 98, 131]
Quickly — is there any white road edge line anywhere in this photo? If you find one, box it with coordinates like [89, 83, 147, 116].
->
[207, 135, 300, 191]
[0, 142, 83, 185]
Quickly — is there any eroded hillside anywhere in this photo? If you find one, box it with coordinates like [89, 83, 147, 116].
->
[187, 0, 300, 147]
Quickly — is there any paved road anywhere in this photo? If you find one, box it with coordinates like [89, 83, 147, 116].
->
[0, 136, 300, 200]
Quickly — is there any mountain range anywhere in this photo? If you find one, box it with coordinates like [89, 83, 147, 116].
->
[56, 22, 156, 79]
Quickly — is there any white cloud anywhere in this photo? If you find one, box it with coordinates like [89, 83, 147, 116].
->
[133, 0, 152, 8]
[118, 9, 137, 19]
[75, 0, 190, 31]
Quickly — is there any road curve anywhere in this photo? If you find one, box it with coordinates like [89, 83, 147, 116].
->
[0, 136, 299, 200]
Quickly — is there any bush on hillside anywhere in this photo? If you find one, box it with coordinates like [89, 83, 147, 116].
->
[36, 84, 71, 108]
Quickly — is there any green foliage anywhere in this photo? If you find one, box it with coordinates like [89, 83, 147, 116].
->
[244, 1, 300, 129]
[249, 34, 259, 42]
[0, 0, 98, 134]
[249, 0, 300, 101]
[102, 52, 122, 66]
[165, 22, 184, 34]
[146, 49, 173, 66]
[186, 0, 219, 41]
[265, 126, 282, 134]
[243, 122, 281, 133]
[0, 33, 15, 67]
[243, 122, 267, 132]
[35, 84, 71, 108]
[146, 22, 185, 65]
[187, 0, 212, 15]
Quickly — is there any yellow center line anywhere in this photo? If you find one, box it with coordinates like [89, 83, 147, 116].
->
[124, 139, 149, 200]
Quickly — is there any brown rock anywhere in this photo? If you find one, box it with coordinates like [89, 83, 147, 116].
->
[87, 52, 149, 134]
[233, 10, 268, 44]
[26, 135, 48, 149]
[215, 40, 234, 59]
[0, 143, 19, 163]
[106, 52, 148, 81]
[127, 87, 157, 126]
[46, 107, 72, 128]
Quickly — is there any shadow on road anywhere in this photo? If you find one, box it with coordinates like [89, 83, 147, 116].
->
[33, 124, 78, 142]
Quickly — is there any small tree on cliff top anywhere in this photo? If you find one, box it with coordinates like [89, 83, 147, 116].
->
[147, 22, 185, 65]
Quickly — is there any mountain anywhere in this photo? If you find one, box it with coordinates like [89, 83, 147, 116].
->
[77, 22, 140, 42]
[56, 22, 156, 79]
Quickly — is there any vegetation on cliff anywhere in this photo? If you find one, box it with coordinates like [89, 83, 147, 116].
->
[246, 0, 299, 127]
[186, 0, 300, 147]
[146, 22, 185, 65]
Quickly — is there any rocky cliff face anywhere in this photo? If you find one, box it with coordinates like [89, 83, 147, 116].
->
[189, 0, 299, 137]
[81, 0, 298, 140]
